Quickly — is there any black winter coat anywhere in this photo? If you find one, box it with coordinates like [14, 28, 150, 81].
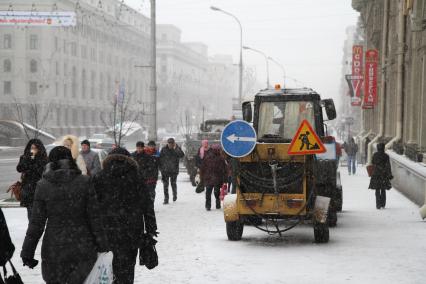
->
[16, 140, 48, 207]
[92, 154, 157, 251]
[132, 151, 159, 185]
[0, 208, 14, 266]
[369, 151, 393, 190]
[21, 160, 98, 284]
[200, 149, 227, 187]
[159, 146, 184, 175]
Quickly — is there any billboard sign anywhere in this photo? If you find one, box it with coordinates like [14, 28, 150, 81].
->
[363, 49, 379, 109]
[0, 11, 76, 27]
[351, 45, 364, 106]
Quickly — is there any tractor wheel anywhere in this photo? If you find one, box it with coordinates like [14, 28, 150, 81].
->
[314, 223, 329, 243]
[335, 186, 343, 212]
[226, 221, 244, 241]
[327, 209, 337, 227]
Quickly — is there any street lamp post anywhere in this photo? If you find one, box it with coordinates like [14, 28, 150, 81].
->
[268, 57, 286, 88]
[210, 6, 243, 105]
[243, 46, 270, 89]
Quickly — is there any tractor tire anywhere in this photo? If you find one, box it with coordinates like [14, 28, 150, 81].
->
[226, 221, 244, 241]
[327, 209, 337, 227]
[314, 223, 329, 243]
[335, 186, 343, 212]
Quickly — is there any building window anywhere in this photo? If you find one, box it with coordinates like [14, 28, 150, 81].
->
[81, 45, 87, 59]
[71, 42, 77, 56]
[4, 81, 11, 95]
[72, 109, 78, 125]
[161, 65, 167, 73]
[56, 108, 61, 125]
[4, 34, 12, 49]
[64, 62, 68, 76]
[29, 35, 38, 50]
[91, 71, 96, 98]
[82, 69, 87, 98]
[64, 83, 68, 98]
[55, 82, 59, 96]
[29, 81, 38, 95]
[3, 59, 11, 72]
[91, 48, 96, 61]
[54, 36, 58, 51]
[63, 39, 68, 54]
[55, 61, 59, 76]
[72, 66, 77, 97]
[30, 60, 38, 73]
[99, 73, 104, 99]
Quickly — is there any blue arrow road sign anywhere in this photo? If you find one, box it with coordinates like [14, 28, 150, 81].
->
[221, 120, 257, 158]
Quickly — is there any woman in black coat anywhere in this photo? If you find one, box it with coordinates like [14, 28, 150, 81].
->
[21, 146, 99, 284]
[0, 208, 15, 267]
[16, 138, 48, 220]
[369, 143, 393, 209]
[92, 147, 157, 284]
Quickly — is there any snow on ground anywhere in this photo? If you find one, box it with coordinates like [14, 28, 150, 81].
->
[3, 166, 426, 284]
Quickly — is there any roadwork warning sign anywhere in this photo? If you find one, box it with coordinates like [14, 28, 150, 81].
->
[288, 120, 326, 155]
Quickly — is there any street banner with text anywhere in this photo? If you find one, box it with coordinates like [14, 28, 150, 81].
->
[351, 45, 363, 106]
[0, 11, 76, 27]
[363, 49, 379, 109]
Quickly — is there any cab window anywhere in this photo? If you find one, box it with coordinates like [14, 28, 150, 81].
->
[258, 101, 315, 140]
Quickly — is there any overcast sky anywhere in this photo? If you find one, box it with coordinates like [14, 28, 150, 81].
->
[125, 0, 358, 104]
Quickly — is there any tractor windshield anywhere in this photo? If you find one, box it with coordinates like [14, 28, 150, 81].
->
[258, 101, 315, 141]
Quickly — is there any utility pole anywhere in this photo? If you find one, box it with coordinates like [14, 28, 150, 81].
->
[149, 0, 157, 141]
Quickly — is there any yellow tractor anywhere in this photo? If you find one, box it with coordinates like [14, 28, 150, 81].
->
[223, 87, 338, 243]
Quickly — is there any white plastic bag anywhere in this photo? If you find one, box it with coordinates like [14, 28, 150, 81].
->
[84, 252, 114, 284]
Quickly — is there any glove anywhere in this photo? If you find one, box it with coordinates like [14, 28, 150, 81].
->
[22, 257, 38, 269]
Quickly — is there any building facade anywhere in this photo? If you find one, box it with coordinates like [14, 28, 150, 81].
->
[0, 0, 151, 138]
[156, 24, 237, 132]
[352, 0, 426, 206]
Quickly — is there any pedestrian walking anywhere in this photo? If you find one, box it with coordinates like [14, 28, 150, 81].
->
[0, 208, 15, 267]
[20, 146, 100, 284]
[80, 139, 101, 176]
[133, 141, 159, 204]
[92, 147, 158, 283]
[369, 143, 393, 209]
[343, 137, 358, 175]
[200, 144, 227, 210]
[16, 139, 48, 220]
[62, 135, 87, 175]
[159, 138, 184, 204]
[131, 141, 145, 166]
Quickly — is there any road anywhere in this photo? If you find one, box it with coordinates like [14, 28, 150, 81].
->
[3, 166, 426, 284]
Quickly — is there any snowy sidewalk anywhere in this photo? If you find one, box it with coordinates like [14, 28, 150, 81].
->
[3, 167, 426, 284]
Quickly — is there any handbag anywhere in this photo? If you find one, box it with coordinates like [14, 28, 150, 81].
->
[6, 180, 22, 202]
[139, 234, 158, 270]
[2, 261, 23, 284]
[366, 165, 374, 177]
[83, 252, 113, 284]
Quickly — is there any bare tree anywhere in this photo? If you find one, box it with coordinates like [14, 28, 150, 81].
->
[101, 86, 141, 146]
[179, 109, 195, 139]
[13, 99, 52, 140]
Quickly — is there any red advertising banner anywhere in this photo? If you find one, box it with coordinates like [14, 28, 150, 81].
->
[363, 49, 379, 109]
[351, 45, 363, 106]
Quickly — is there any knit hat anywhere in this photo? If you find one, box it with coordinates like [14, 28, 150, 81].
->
[49, 146, 73, 163]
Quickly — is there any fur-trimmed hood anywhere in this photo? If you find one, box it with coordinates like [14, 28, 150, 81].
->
[61, 135, 80, 160]
[102, 154, 138, 178]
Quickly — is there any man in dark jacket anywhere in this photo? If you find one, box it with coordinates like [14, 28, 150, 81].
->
[133, 141, 159, 204]
[343, 137, 358, 175]
[369, 143, 393, 209]
[131, 141, 145, 163]
[21, 146, 99, 284]
[0, 208, 15, 267]
[80, 139, 101, 176]
[16, 138, 48, 220]
[159, 138, 184, 204]
[92, 147, 157, 283]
